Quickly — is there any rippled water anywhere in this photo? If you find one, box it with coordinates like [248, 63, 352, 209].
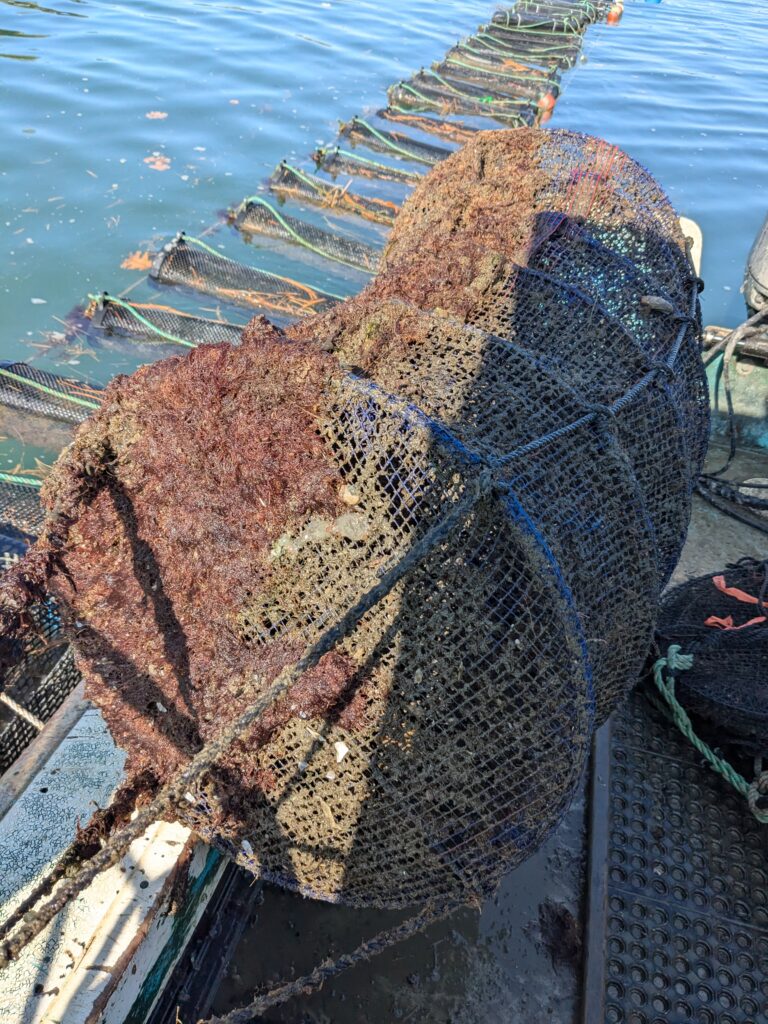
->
[2, 0, 767, 381]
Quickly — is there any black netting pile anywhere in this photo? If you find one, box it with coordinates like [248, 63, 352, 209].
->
[150, 233, 340, 317]
[657, 559, 768, 752]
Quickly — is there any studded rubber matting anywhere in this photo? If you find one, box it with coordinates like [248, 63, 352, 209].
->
[584, 690, 768, 1024]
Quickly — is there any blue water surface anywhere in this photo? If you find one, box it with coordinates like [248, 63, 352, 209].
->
[1, 0, 767, 470]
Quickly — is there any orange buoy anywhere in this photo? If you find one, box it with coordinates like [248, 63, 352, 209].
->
[538, 92, 557, 113]
[539, 107, 554, 125]
[606, 4, 623, 24]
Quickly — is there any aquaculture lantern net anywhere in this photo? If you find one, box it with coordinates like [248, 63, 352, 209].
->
[5, 129, 707, 911]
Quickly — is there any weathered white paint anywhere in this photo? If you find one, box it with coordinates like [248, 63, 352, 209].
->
[0, 703, 220, 1024]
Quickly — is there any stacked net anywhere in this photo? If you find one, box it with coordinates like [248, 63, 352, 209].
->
[88, 294, 244, 350]
[340, 117, 452, 166]
[1, 129, 706, 909]
[657, 559, 768, 751]
[268, 163, 399, 226]
[150, 233, 341, 317]
[232, 197, 380, 273]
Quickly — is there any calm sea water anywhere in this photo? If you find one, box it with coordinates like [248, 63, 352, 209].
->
[1, 0, 767, 460]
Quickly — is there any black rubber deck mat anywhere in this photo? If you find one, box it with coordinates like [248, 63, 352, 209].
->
[268, 162, 398, 226]
[471, 29, 581, 69]
[232, 196, 380, 273]
[149, 233, 341, 317]
[0, 362, 102, 425]
[376, 107, 480, 145]
[88, 294, 245, 350]
[583, 691, 768, 1024]
[339, 116, 451, 166]
[314, 146, 422, 186]
[433, 57, 558, 102]
[387, 76, 537, 126]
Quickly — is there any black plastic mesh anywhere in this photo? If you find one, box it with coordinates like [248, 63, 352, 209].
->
[269, 162, 398, 226]
[90, 296, 244, 349]
[0, 362, 102, 425]
[657, 559, 768, 750]
[340, 117, 452, 166]
[233, 198, 380, 273]
[0, 481, 44, 539]
[150, 234, 340, 317]
[491, 5, 589, 32]
[0, 600, 79, 775]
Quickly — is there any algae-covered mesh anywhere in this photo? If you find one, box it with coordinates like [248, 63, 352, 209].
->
[657, 559, 768, 751]
[1, 129, 707, 909]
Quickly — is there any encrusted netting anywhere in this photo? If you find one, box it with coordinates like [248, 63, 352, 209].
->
[314, 147, 421, 186]
[268, 162, 399, 226]
[150, 233, 341, 317]
[446, 42, 559, 84]
[491, 5, 590, 31]
[388, 73, 538, 126]
[232, 197, 380, 273]
[0, 362, 102, 426]
[1, 129, 707, 911]
[88, 295, 243, 350]
[656, 559, 768, 751]
[340, 117, 452, 166]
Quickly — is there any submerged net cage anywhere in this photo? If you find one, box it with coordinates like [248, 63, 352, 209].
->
[231, 197, 379, 274]
[387, 75, 538, 126]
[313, 147, 422, 186]
[470, 29, 582, 69]
[0, 362, 102, 426]
[656, 560, 768, 752]
[433, 58, 558, 103]
[149, 233, 341, 317]
[2, 129, 707, 911]
[491, 5, 590, 32]
[268, 162, 399, 226]
[376, 108, 480, 145]
[339, 117, 452, 166]
[87, 294, 244, 350]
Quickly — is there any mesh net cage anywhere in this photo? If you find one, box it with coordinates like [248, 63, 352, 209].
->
[387, 74, 539, 126]
[376, 108, 481, 146]
[232, 196, 380, 274]
[3, 128, 707, 910]
[150, 233, 341, 317]
[432, 58, 558, 103]
[88, 294, 244, 350]
[0, 362, 102, 426]
[268, 163, 399, 226]
[656, 559, 768, 752]
[314, 147, 422, 187]
[470, 29, 582, 69]
[0, 481, 44, 540]
[340, 117, 452, 166]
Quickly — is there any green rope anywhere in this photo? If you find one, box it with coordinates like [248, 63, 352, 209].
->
[444, 55, 551, 87]
[393, 80, 526, 124]
[89, 294, 196, 349]
[0, 366, 101, 412]
[347, 117, 438, 164]
[653, 646, 768, 824]
[0, 472, 42, 489]
[277, 162, 323, 195]
[333, 147, 420, 179]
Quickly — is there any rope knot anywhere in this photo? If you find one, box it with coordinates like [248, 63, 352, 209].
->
[650, 361, 677, 382]
[665, 644, 694, 673]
